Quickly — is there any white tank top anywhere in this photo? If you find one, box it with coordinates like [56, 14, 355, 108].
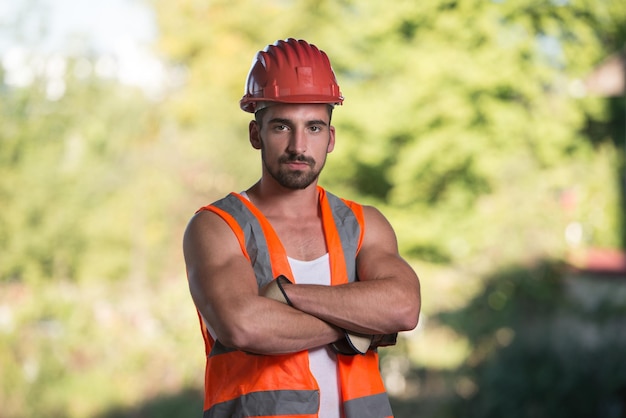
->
[288, 254, 341, 418]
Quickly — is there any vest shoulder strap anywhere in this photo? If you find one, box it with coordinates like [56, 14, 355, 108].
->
[203, 189, 365, 285]
[205, 193, 276, 288]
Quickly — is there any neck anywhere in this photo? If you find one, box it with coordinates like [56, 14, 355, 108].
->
[246, 179, 320, 218]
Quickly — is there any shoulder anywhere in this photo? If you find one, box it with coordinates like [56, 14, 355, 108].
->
[184, 194, 248, 256]
[186, 193, 249, 235]
[323, 189, 365, 222]
[183, 209, 252, 281]
[361, 204, 393, 228]
[184, 209, 234, 250]
[360, 205, 399, 249]
[322, 189, 388, 226]
[324, 190, 394, 234]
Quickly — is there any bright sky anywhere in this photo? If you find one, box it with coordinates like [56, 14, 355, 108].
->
[44, 0, 156, 52]
[0, 0, 164, 95]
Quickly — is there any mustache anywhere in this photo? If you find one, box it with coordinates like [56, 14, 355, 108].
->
[279, 154, 315, 165]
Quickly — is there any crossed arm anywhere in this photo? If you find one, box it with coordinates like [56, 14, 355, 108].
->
[183, 206, 421, 355]
[282, 206, 421, 335]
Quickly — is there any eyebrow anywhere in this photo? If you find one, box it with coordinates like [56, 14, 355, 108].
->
[268, 118, 329, 127]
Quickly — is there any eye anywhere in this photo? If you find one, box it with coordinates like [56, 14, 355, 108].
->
[272, 124, 290, 132]
[309, 125, 323, 133]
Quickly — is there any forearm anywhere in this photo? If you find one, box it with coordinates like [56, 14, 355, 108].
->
[206, 297, 343, 355]
[283, 276, 420, 335]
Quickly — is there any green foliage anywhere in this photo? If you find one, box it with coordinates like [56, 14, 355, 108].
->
[153, 0, 625, 268]
[0, 57, 185, 284]
[437, 262, 626, 418]
[0, 278, 203, 418]
[1, 0, 625, 417]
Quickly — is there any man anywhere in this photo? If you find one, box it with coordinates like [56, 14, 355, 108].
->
[183, 38, 421, 418]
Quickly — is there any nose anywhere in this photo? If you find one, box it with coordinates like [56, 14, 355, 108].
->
[287, 129, 307, 154]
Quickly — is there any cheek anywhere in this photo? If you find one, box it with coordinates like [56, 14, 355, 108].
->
[260, 139, 282, 161]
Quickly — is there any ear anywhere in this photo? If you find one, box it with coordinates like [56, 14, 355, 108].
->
[249, 120, 262, 150]
[327, 126, 336, 153]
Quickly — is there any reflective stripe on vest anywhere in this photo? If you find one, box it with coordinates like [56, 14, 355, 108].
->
[204, 389, 319, 418]
[196, 186, 393, 418]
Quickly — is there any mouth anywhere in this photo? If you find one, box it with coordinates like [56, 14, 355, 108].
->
[281, 155, 314, 169]
[285, 161, 310, 169]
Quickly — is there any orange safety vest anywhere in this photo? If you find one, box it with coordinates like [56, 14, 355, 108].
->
[195, 186, 393, 418]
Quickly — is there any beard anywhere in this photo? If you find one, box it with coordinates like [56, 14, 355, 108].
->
[262, 149, 325, 190]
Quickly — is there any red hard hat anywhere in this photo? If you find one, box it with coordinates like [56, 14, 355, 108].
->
[240, 38, 344, 113]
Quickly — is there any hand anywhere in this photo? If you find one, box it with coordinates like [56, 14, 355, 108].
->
[370, 333, 398, 349]
[330, 331, 398, 355]
[331, 330, 372, 355]
[260, 275, 293, 305]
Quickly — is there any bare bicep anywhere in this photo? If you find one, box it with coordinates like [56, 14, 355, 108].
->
[183, 211, 258, 336]
[356, 206, 404, 281]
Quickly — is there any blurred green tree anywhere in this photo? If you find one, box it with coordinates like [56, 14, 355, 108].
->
[0, 56, 180, 283]
[153, 0, 625, 270]
[438, 262, 626, 418]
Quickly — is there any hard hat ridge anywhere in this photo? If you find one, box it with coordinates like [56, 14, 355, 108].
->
[240, 38, 344, 113]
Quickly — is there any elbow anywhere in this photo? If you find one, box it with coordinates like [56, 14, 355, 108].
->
[217, 327, 244, 350]
[218, 325, 258, 352]
[405, 310, 420, 331]
[396, 310, 419, 332]
[215, 314, 265, 352]
[394, 296, 421, 331]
